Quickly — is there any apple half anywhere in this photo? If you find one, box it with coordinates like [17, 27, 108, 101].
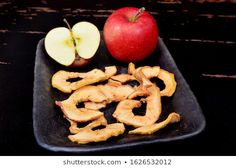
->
[45, 21, 100, 67]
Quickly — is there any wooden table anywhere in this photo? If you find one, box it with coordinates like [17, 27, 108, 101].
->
[0, 0, 235, 155]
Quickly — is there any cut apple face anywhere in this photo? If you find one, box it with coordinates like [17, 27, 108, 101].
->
[72, 22, 100, 59]
[45, 27, 75, 66]
[45, 21, 100, 67]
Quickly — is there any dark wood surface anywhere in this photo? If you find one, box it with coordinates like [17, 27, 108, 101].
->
[0, 0, 235, 155]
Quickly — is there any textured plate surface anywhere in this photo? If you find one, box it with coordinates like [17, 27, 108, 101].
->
[33, 35, 205, 153]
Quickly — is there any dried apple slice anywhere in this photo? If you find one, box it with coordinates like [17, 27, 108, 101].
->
[68, 123, 125, 144]
[55, 85, 107, 122]
[158, 69, 177, 97]
[51, 66, 117, 93]
[128, 63, 176, 97]
[129, 112, 180, 134]
[113, 85, 162, 127]
[67, 116, 108, 134]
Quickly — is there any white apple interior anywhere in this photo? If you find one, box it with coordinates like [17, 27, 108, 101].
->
[72, 22, 100, 59]
[45, 27, 75, 66]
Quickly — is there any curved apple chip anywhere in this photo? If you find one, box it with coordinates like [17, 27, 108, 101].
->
[128, 63, 176, 97]
[56, 101, 103, 123]
[70, 66, 117, 91]
[128, 63, 160, 79]
[55, 85, 107, 122]
[51, 66, 117, 93]
[158, 69, 177, 97]
[129, 112, 180, 135]
[67, 116, 108, 134]
[133, 68, 153, 88]
[113, 85, 162, 127]
[68, 123, 125, 144]
[51, 70, 81, 93]
[138, 66, 160, 79]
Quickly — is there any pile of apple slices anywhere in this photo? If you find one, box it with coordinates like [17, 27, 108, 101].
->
[45, 19, 100, 67]
[51, 63, 180, 144]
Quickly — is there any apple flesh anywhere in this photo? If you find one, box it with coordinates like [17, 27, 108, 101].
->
[104, 7, 158, 63]
[45, 21, 100, 67]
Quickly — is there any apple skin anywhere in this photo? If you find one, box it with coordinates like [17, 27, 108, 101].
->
[69, 55, 93, 67]
[104, 7, 159, 63]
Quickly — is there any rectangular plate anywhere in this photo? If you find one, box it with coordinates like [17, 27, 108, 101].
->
[33, 35, 205, 153]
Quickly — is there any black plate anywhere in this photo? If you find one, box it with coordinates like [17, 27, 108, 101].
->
[33, 35, 205, 153]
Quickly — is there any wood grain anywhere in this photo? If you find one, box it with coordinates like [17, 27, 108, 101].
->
[202, 74, 236, 79]
[0, 0, 235, 75]
[0, 0, 235, 42]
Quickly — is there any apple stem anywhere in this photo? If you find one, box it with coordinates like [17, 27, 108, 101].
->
[63, 18, 72, 31]
[63, 18, 78, 55]
[129, 7, 145, 22]
[63, 19, 74, 42]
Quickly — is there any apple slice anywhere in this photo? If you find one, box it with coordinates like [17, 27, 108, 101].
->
[44, 20, 100, 67]
[45, 27, 75, 66]
[72, 22, 100, 59]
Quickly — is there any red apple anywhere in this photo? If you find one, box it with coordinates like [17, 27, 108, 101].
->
[103, 7, 159, 63]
